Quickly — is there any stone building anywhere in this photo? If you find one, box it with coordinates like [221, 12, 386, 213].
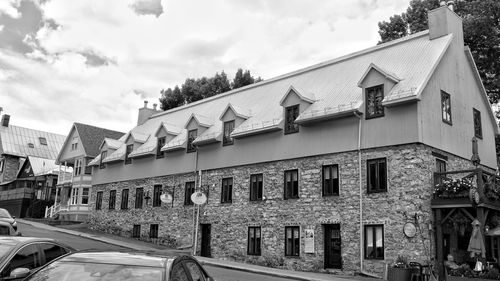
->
[87, 5, 498, 277]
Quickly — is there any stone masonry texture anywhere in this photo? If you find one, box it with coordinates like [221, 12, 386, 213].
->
[88, 143, 480, 276]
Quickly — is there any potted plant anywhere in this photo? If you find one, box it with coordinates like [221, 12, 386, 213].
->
[387, 255, 412, 281]
[447, 264, 500, 281]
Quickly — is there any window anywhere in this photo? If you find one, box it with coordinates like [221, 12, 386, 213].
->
[84, 158, 92, 175]
[0, 158, 4, 173]
[70, 188, 79, 205]
[99, 151, 107, 169]
[150, 224, 159, 239]
[153, 185, 162, 207]
[40, 243, 67, 264]
[248, 227, 261, 255]
[221, 177, 233, 203]
[436, 158, 447, 185]
[473, 108, 482, 139]
[71, 137, 78, 150]
[171, 262, 189, 281]
[323, 165, 339, 196]
[121, 189, 129, 210]
[28, 143, 34, 148]
[441, 91, 452, 124]
[82, 188, 89, 205]
[156, 137, 166, 159]
[95, 191, 103, 210]
[135, 187, 144, 209]
[285, 226, 300, 256]
[125, 144, 133, 165]
[366, 85, 384, 119]
[74, 158, 82, 176]
[367, 158, 387, 193]
[250, 174, 263, 201]
[284, 169, 299, 199]
[0, 244, 39, 278]
[39, 137, 47, 145]
[185, 261, 206, 281]
[364, 225, 384, 259]
[109, 190, 116, 210]
[184, 181, 195, 205]
[223, 120, 235, 146]
[132, 225, 141, 238]
[187, 129, 197, 153]
[284, 105, 300, 134]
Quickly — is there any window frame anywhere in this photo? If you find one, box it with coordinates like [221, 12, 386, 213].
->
[473, 108, 482, 139]
[364, 224, 384, 260]
[285, 226, 300, 257]
[284, 169, 299, 199]
[250, 173, 263, 201]
[135, 187, 144, 209]
[99, 151, 107, 169]
[125, 144, 133, 165]
[108, 190, 116, 210]
[152, 185, 162, 207]
[248, 226, 262, 256]
[221, 177, 233, 204]
[284, 104, 300, 134]
[132, 224, 141, 238]
[365, 84, 385, 119]
[187, 129, 197, 153]
[184, 181, 195, 206]
[81, 187, 89, 205]
[223, 120, 235, 146]
[150, 224, 159, 239]
[39, 137, 47, 146]
[156, 137, 166, 159]
[121, 189, 129, 210]
[322, 165, 339, 196]
[441, 90, 452, 125]
[95, 191, 103, 210]
[367, 158, 387, 193]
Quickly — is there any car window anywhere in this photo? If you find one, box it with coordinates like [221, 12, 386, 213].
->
[40, 243, 67, 264]
[0, 225, 10, 235]
[0, 244, 39, 278]
[0, 209, 11, 219]
[184, 261, 206, 281]
[170, 263, 189, 281]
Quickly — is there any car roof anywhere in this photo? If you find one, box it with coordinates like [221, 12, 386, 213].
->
[0, 236, 59, 246]
[58, 251, 187, 268]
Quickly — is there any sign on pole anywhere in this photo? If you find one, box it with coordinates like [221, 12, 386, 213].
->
[160, 193, 173, 204]
[191, 191, 207, 205]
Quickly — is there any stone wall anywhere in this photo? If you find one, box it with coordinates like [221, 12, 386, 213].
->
[88, 143, 478, 276]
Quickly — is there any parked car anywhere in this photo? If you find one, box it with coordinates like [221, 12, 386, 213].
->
[22, 250, 215, 281]
[0, 221, 21, 236]
[0, 208, 17, 231]
[0, 237, 74, 281]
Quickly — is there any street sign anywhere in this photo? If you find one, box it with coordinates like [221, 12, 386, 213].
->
[160, 193, 173, 204]
[191, 191, 207, 205]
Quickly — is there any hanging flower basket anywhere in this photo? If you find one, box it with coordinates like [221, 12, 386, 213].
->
[434, 178, 474, 198]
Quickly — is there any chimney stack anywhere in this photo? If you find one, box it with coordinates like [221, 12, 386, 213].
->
[153, 103, 158, 110]
[428, 3, 463, 44]
[1, 114, 10, 127]
[143, 100, 148, 108]
[137, 100, 158, 126]
[446, 0, 454, 11]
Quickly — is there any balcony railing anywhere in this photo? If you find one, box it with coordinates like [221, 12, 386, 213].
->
[57, 171, 73, 185]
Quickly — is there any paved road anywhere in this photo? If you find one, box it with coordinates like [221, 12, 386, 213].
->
[18, 222, 293, 281]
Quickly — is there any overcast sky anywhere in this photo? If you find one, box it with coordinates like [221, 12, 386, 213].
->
[0, 0, 410, 136]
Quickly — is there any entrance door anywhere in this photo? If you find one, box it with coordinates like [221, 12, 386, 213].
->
[324, 224, 342, 269]
[200, 224, 211, 257]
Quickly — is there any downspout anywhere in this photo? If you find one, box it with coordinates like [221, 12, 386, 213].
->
[354, 112, 365, 275]
[192, 145, 199, 255]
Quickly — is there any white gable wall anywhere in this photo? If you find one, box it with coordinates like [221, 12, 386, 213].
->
[58, 127, 85, 165]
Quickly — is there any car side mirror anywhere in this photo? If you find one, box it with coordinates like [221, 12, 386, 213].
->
[8, 267, 30, 279]
[17, 232, 22, 236]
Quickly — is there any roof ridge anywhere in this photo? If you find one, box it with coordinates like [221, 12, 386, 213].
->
[4, 124, 66, 137]
[150, 30, 430, 120]
[74, 122, 124, 135]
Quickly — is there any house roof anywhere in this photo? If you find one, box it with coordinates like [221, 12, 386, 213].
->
[0, 124, 66, 159]
[91, 30, 457, 160]
[74, 123, 125, 157]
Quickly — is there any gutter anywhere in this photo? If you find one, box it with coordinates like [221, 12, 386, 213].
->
[354, 112, 365, 275]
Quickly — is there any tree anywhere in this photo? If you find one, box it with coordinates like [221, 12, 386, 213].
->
[231, 68, 257, 89]
[159, 85, 184, 111]
[378, 0, 500, 105]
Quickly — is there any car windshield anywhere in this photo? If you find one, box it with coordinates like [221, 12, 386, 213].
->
[0, 209, 11, 219]
[25, 261, 164, 281]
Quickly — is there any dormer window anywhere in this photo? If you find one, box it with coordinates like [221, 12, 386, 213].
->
[223, 121, 235, 146]
[366, 85, 384, 119]
[99, 151, 107, 169]
[156, 137, 166, 159]
[39, 137, 47, 146]
[71, 137, 78, 150]
[284, 105, 299, 134]
[28, 143, 34, 148]
[125, 144, 133, 164]
[187, 129, 197, 153]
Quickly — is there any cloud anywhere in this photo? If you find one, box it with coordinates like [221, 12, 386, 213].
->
[130, 0, 163, 17]
[80, 49, 115, 67]
[0, 0, 21, 19]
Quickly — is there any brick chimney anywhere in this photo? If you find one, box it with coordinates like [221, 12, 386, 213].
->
[428, 1, 463, 46]
[137, 101, 160, 126]
[1, 114, 10, 127]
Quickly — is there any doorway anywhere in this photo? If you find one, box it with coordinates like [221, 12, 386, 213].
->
[324, 224, 342, 269]
[200, 224, 211, 257]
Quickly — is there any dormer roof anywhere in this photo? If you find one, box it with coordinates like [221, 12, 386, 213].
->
[279, 85, 315, 106]
[184, 113, 213, 129]
[357, 63, 402, 87]
[126, 131, 149, 144]
[219, 103, 252, 120]
[154, 122, 182, 137]
[161, 129, 188, 152]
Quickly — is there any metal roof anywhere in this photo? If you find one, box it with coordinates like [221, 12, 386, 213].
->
[26, 156, 60, 176]
[0, 124, 66, 159]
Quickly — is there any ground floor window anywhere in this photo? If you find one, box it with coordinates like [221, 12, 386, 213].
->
[285, 226, 300, 256]
[132, 225, 141, 238]
[364, 224, 384, 259]
[82, 188, 89, 205]
[150, 224, 159, 239]
[248, 227, 261, 255]
[95, 191, 103, 210]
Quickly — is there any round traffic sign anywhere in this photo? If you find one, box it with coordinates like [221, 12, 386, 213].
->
[191, 191, 207, 205]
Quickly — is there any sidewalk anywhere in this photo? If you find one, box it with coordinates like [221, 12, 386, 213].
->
[18, 219, 380, 281]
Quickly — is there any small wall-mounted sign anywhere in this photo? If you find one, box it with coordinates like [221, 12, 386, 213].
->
[160, 193, 173, 204]
[191, 191, 207, 205]
[305, 228, 315, 253]
[403, 222, 417, 238]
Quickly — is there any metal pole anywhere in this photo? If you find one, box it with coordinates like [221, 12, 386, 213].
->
[193, 203, 200, 255]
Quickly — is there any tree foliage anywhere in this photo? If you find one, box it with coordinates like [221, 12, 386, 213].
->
[159, 69, 262, 111]
[378, 0, 500, 105]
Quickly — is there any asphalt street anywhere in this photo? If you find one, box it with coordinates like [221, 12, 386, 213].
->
[17, 222, 294, 281]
